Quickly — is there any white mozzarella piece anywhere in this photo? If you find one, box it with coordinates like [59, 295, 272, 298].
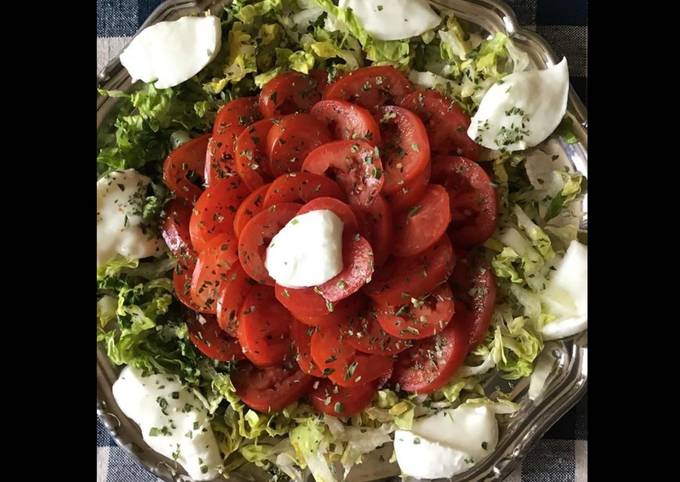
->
[120, 16, 221, 89]
[468, 58, 570, 152]
[97, 169, 161, 267]
[265, 209, 344, 288]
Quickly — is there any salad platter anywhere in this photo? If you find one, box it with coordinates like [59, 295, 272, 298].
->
[97, 1, 588, 481]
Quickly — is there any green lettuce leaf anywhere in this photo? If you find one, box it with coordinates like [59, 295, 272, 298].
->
[97, 82, 215, 172]
[288, 50, 315, 73]
[203, 27, 258, 94]
[290, 417, 336, 482]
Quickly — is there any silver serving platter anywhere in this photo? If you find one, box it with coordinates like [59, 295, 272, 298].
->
[96, 1, 588, 480]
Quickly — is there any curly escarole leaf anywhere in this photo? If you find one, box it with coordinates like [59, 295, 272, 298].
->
[310, 0, 411, 66]
[291, 418, 337, 482]
[97, 82, 217, 173]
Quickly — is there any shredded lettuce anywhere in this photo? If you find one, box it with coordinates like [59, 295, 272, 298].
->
[290, 418, 336, 482]
[97, 83, 216, 173]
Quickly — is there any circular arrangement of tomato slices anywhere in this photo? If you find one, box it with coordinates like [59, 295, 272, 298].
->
[160, 67, 499, 413]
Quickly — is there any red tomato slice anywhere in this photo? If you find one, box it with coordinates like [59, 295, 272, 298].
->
[364, 234, 455, 306]
[376, 283, 455, 340]
[259, 71, 323, 118]
[173, 265, 205, 313]
[309, 69, 329, 92]
[352, 194, 393, 268]
[310, 322, 393, 387]
[376, 106, 430, 195]
[187, 313, 244, 362]
[163, 133, 210, 204]
[310, 321, 355, 377]
[238, 202, 302, 285]
[324, 66, 413, 111]
[189, 177, 250, 253]
[232, 360, 314, 413]
[266, 113, 332, 176]
[392, 308, 471, 393]
[161, 199, 196, 269]
[385, 160, 431, 213]
[233, 183, 270, 238]
[297, 197, 360, 234]
[234, 118, 276, 191]
[310, 100, 381, 145]
[316, 233, 374, 303]
[206, 97, 261, 186]
[329, 352, 394, 388]
[215, 263, 253, 337]
[302, 140, 384, 207]
[431, 156, 498, 247]
[400, 90, 480, 160]
[392, 184, 451, 257]
[290, 319, 323, 377]
[450, 252, 497, 347]
[190, 232, 239, 313]
[237, 285, 292, 367]
[263, 172, 346, 207]
[309, 379, 377, 417]
[338, 298, 413, 355]
[287, 291, 364, 327]
[275, 283, 335, 318]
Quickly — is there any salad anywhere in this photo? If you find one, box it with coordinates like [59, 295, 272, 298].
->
[96, 1, 588, 481]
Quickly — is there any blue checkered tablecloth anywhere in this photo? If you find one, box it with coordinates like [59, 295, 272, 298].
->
[96, 1, 587, 481]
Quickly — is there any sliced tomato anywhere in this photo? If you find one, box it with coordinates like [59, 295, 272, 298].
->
[237, 285, 292, 367]
[190, 232, 239, 313]
[189, 177, 250, 253]
[310, 99, 381, 145]
[302, 140, 384, 207]
[161, 199, 196, 269]
[163, 133, 210, 203]
[323, 66, 413, 111]
[173, 265, 205, 313]
[310, 322, 393, 387]
[392, 308, 471, 394]
[232, 360, 314, 413]
[275, 283, 335, 318]
[316, 234, 374, 303]
[431, 156, 498, 247]
[310, 321, 355, 377]
[287, 291, 365, 327]
[238, 202, 302, 285]
[376, 106, 430, 195]
[263, 172, 346, 207]
[187, 313, 244, 362]
[392, 184, 451, 257]
[364, 234, 455, 306]
[376, 283, 455, 340]
[259, 71, 323, 118]
[297, 197, 360, 234]
[309, 69, 329, 92]
[353, 194, 393, 268]
[234, 118, 276, 191]
[290, 319, 323, 377]
[329, 352, 394, 388]
[385, 160, 431, 213]
[233, 183, 270, 238]
[400, 90, 480, 160]
[206, 97, 261, 185]
[338, 298, 413, 355]
[309, 379, 377, 417]
[266, 113, 332, 176]
[215, 263, 253, 337]
[450, 252, 497, 347]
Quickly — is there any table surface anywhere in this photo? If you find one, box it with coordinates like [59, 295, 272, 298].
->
[96, 1, 587, 481]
